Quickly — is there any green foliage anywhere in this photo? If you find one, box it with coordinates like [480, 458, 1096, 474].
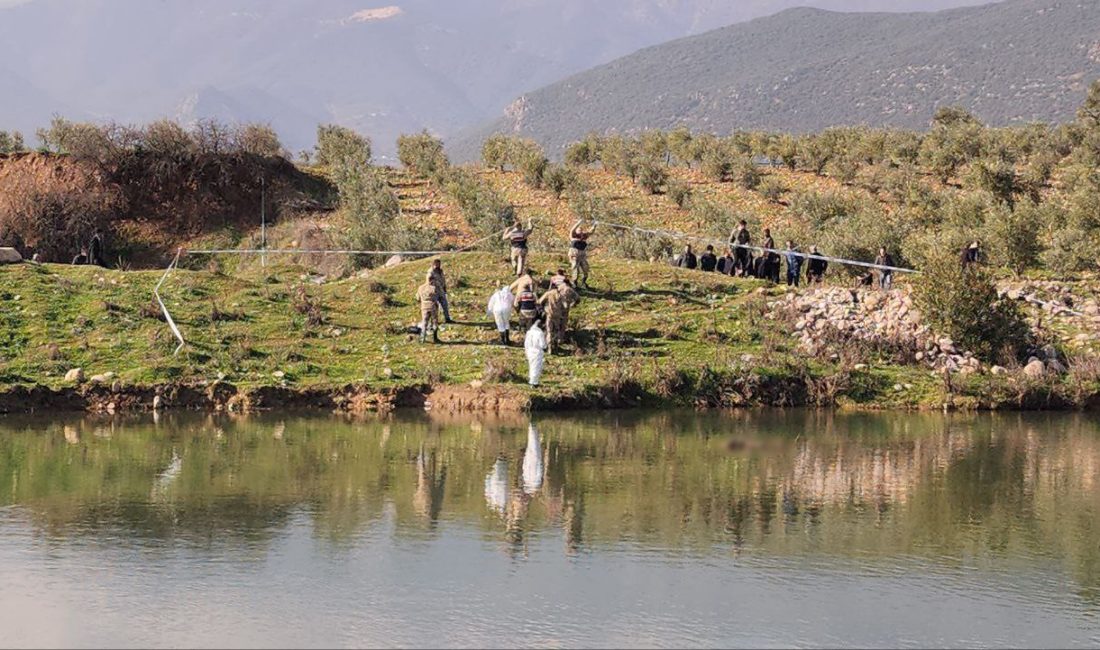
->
[731, 158, 761, 190]
[543, 164, 576, 199]
[699, 138, 735, 182]
[636, 158, 668, 194]
[316, 124, 371, 169]
[235, 123, 285, 158]
[600, 136, 641, 181]
[481, 134, 510, 171]
[913, 250, 1028, 363]
[757, 177, 786, 203]
[667, 181, 692, 208]
[983, 200, 1042, 275]
[396, 131, 449, 178]
[0, 130, 26, 154]
[564, 133, 602, 167]
[442, 169, 515, 238]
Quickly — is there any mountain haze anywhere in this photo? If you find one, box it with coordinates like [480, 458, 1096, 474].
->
[0, 0, 991, 156]
[459, 0, 1100, 158]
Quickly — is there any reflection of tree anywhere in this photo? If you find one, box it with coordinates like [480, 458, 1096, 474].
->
[0, 411, 1097, 595]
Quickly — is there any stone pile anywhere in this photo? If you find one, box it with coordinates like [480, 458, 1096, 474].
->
[769, 287, 984, 373]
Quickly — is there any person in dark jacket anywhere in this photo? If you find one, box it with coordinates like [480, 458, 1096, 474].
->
[960, 240, 982, 269]
[874, 247, 895, 290]
[762, 227, 780, 283]
[676, 244, 698, 270]
[716, 248, 736, 275]
[699, 245, 718, 272]
[88, 230, 107, 267]
[785, 241, 803, 287]
[729, 220, 752, 277]
[805, 245, 827, 284]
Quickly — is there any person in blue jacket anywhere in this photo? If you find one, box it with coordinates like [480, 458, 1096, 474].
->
[785, 241, 803, 287]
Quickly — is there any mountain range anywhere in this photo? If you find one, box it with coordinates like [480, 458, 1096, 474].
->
[0, 0, 991, 157]
[458, 0, 1100, 158]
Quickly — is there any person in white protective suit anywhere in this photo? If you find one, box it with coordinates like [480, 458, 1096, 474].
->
[522, 423, 543, 495]
[525, 321, 548, 387]
[486, 286, 515, 346]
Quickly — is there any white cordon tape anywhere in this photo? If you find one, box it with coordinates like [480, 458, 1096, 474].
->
[155, 248, 186, 356]
[153, 230, 505, 354]
[596, 220, 920, 275]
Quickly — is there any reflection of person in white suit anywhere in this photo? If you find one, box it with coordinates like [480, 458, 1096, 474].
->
[487, 286, 514, 346]
[525, 322, 547, 386]
[484, 457, 509, 514]
[522, 423, 543, 495]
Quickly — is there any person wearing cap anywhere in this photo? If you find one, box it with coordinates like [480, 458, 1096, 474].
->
[568, 220, 596, 288]
[415, 273, 442, 343]
[503, 219, 535, 276]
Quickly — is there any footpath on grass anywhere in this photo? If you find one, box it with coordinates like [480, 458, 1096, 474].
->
[1, 251, 1099, 415]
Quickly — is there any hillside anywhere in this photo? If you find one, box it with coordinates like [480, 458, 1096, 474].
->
[457, 0, 1100, 158]
[0, 0, 993, 155]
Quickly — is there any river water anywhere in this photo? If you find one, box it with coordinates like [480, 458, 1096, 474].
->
[0, 410, 1098, 648]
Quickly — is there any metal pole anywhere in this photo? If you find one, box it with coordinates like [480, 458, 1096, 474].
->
[260, 176, 266, 268]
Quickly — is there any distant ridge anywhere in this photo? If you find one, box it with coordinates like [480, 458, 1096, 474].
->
[455, 0, 1100, 158]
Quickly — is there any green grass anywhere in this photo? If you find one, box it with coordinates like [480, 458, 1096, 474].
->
[0, 253, 954, 408]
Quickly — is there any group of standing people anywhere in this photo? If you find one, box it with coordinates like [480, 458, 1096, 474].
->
[417, 219, 591, 386]
[673, 220, 829, 287]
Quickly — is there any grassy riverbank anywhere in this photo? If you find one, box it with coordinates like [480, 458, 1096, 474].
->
[3, 249, 1095, 414]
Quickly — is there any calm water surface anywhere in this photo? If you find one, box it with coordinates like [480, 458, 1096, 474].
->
[1, 410, 1098, 648]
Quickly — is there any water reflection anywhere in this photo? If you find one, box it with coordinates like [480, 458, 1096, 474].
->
[1, 411, 1099, 597]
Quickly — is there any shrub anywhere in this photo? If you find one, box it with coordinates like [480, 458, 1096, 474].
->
[315, 124, 371, 168]
[481, 134, 510, 171]
[758, 177, 786, 202]
[543, 164, 575, 198]
[700, 144, 734, 182]
[396, 131, 449, 177]
[731, 158, 761, 190]
[913, 250, 1029, 363]
[636, 158, 668, 194]
[668, 181, 692, 208]
[442, 169, 515, 238]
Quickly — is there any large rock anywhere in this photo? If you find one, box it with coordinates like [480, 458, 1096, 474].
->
[64, 368, 84, 383]
[384, 255, 405, 268]
[89, 372, 116, 384]
[1023, 358, 1047, 379]
[0, 247, 22, 264]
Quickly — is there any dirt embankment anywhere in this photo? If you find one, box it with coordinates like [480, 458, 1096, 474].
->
[0, 152, 334, 267]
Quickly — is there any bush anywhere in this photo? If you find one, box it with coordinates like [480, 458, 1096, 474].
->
[758, 177, 786, 202]
[789, 190, 859, 228]
[700, 144, 734, 182]
[732, 158, 761, 190]
[397, 131, 449, 178]
[983, 201, 1042, 274]
[668, 181, 692, 208]
[442, 169, 515, 238]
[315, 125, 371, 168]
[636, 158, 668, 194]
[543, 164, 576, 198]
[481, 134, 510, 171]
[519, 152, 549, 189]
[913, 250, 1028, 363]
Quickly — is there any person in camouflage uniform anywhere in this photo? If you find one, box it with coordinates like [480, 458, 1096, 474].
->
[415, 273, 442, 343]
[538, 286, 568, 354]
